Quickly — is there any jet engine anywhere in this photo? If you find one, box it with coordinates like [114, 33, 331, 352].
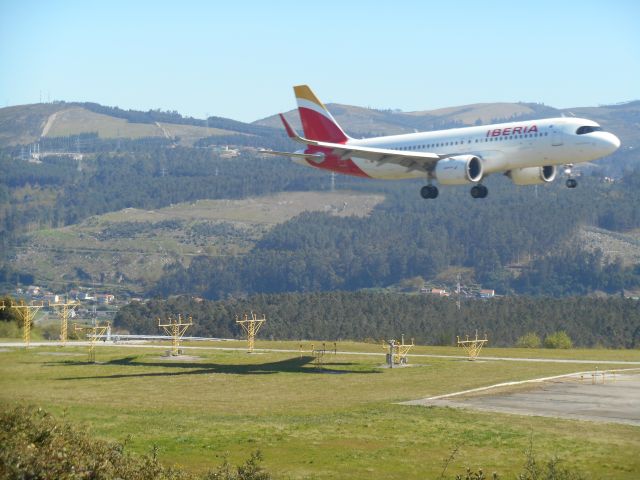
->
[434, 155, 483, 185]
[508, 165, 557, 185]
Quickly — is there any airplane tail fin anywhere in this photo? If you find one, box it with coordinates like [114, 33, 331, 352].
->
[294, 85, 350, 143]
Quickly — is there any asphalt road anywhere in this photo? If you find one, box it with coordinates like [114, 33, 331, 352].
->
[403, 372, 640, 426]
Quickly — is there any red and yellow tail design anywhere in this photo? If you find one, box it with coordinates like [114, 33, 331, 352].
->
[294, 85, 350, 144]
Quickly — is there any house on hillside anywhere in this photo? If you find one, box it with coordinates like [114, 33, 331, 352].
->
[423, 287, 449, 297]
[95, 293, 115, 305]
[479, 289, 495, 298]
[26, 286, 41, 297]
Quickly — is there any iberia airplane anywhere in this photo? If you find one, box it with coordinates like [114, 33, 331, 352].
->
[262, 85, 620, 199]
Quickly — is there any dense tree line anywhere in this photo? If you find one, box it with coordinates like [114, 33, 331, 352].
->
[114, 292, 640, 348]
[513, 249, 640, 296]
[0, 147, 328, 230]
[153, 172, 640, 298]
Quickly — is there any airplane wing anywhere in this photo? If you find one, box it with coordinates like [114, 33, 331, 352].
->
[260, 150, 325, 161]
[264, 114, 445, 173]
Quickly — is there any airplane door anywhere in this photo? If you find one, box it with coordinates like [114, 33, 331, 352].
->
[551, 130, 563, 146]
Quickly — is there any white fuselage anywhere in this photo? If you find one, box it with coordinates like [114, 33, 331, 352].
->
[345, 117, 620, 179]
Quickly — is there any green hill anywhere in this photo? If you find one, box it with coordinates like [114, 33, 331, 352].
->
[0, 102, 267, 148]
[11, 192, 383, 294]
[2, 96, 639, 299]
[254, 100, 640, 145]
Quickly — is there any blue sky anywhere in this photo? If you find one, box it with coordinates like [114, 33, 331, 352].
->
[1, 0, 639, 122]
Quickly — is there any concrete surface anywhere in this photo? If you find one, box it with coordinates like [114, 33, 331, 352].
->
[405, 373, 640, 426]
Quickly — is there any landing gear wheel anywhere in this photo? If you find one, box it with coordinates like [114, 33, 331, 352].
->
[420, 185, 439, 199]
[563, 164, 577, 189]
[470, 185, 488, 198]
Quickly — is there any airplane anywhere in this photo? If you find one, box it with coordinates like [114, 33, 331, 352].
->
[262, 85, 620, 199]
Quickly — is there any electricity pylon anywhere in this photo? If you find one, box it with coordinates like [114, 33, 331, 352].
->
[11, 300, 44, 347]
[457, 330, 488, 361]
[236, 312, 266, 353]
[74, 321, 110, 363]
[158, 314, 193, 356]
[50, 299, 78, 346]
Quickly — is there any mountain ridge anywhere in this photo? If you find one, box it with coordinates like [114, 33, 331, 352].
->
[2, 98, 638, 149]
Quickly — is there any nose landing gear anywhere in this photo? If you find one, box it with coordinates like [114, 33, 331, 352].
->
[564, 164, 577, 188]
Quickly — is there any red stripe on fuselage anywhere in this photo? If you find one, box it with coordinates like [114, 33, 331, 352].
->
[298, 107, 348, 143]
[305, 146, 370, 178]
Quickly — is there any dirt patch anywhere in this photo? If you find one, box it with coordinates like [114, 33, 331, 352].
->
[577, 226, 640, 267]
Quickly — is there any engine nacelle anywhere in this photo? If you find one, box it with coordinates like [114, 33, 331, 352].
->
[434, 155, 483, 185]
[508, 165, 557, 185]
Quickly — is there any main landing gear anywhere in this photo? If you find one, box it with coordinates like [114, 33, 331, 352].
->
[470, 184, 488, 198]
[420, 185, 439, 199]
[564, 164, 577, 188]
[420, 184, 489, 199]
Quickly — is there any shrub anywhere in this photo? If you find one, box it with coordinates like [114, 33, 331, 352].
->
[516, 332, 542, 348]
[544, 331, 573, 349]
[0, 321, 21, 338]
[0, 405, 271, 480]
[39, 323, 62, 340]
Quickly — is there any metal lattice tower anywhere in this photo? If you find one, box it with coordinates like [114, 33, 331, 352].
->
[158, 314, 193, 356]
[311, 342, 337, 370]
[74, 321, 110, 363]
[11, 300, 44, 347]
[457, 330, 488, 361]
[50, 299, 78, 346]
[236, 312, 266, 353]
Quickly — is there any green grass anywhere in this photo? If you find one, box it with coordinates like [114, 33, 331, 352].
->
[43, 107, 237, 142]
[1, 342, 638, 479]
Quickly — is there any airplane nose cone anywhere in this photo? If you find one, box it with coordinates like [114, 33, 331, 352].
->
[597, 132, 621, 155]
[609, 133, 621, 151]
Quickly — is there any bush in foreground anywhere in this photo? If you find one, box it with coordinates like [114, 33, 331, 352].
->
[0, 405, 270, 480]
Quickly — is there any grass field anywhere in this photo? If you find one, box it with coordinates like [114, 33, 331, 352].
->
[1, 341, 639, 479]
[43, 107, 235, 143]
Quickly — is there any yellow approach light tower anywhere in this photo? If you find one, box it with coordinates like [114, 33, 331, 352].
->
[74, 321, 110, 363]
[457, 330, 488, 361]
[236, 312, 266, 353]
[11, 300, 44, 347]
[50, 299, 78, 346]
[158, 314, 193, 356]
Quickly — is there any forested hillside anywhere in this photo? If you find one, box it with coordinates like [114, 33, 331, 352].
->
[2, 99, 640, 298]
[153, 171, 640, 299]
[114, 293, 640, 348]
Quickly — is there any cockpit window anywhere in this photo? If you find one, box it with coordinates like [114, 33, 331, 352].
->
[576, 125, 603, 135]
